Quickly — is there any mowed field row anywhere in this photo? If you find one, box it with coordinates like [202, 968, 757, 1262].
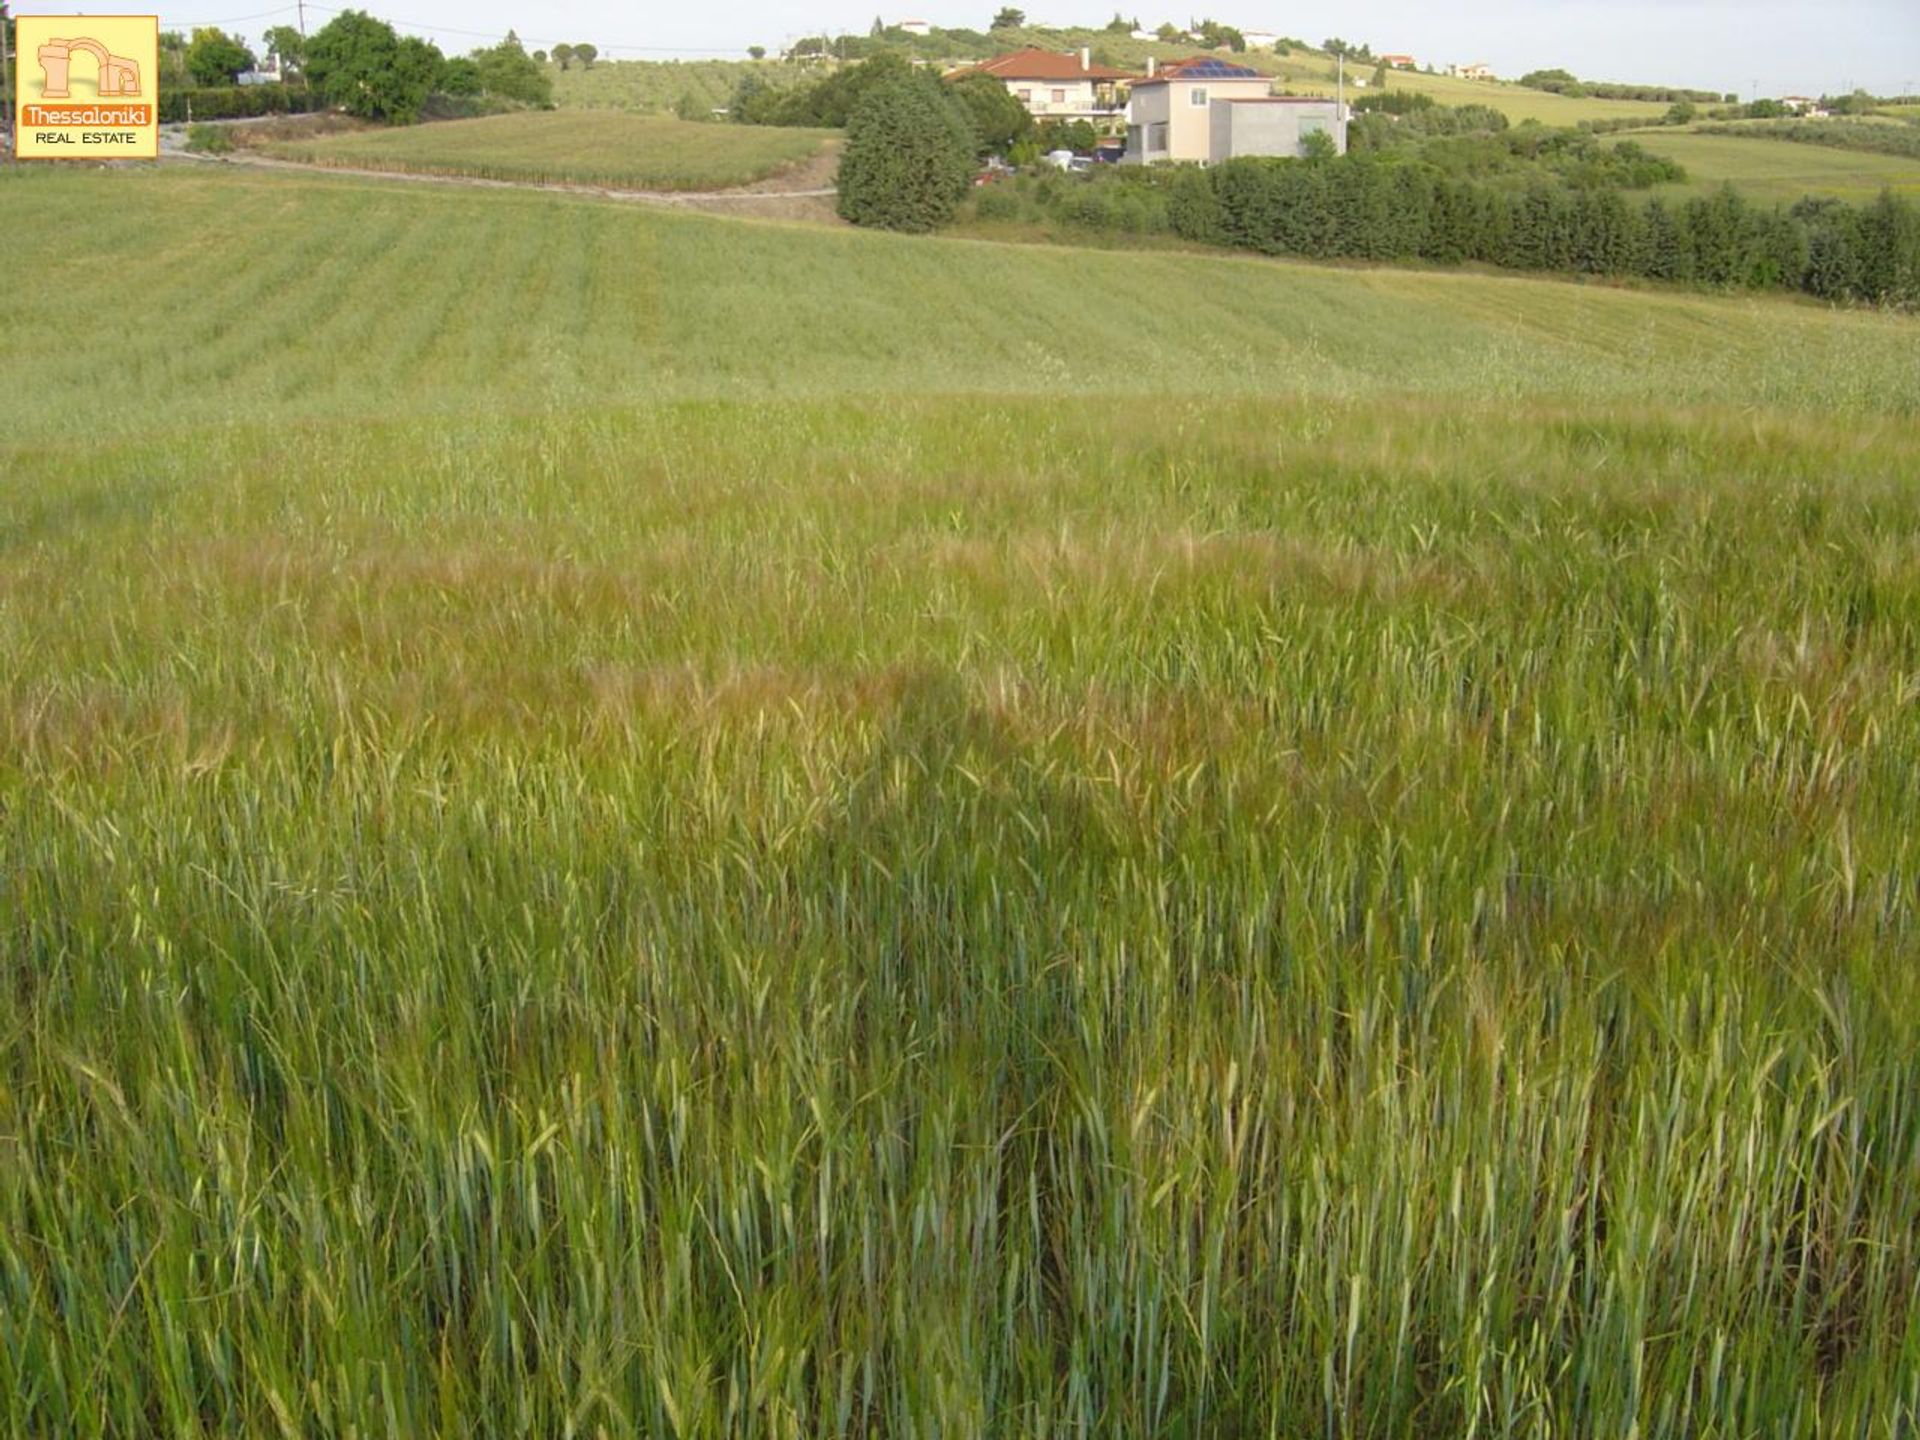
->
[4, 166, 1915, 449]
[4, 163, 1920, 1434]
[261, 110, 838, 191]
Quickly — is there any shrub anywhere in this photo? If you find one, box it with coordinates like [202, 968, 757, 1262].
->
[837, 78, 975, 233]
[973, 185, 1024, 222]
[184, 123, 235, 155]
[1166, 166, 1226, 245]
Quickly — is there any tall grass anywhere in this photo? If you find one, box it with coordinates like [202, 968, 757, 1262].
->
[5, 397, 1919, 1435]
[2, 169, 1918, 1435]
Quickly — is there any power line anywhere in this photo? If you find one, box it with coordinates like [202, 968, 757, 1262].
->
[159, 5, 300, 25]
[294, 3, 757, 55]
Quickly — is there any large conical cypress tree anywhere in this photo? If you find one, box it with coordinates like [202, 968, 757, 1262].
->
[837, 78, 976, 233]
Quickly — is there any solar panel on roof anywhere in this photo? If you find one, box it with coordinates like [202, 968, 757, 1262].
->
[1176, 58, 1259, 78]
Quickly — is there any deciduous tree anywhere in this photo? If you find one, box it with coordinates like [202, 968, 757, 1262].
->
[187, 28, 255, 86]
[472, 32, 551, 105]
[304, 9, 445, 124]
[262, 24, 306, 77]
[948, 70, 1033, 156]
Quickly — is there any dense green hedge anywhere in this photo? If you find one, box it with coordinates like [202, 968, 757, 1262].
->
[1177, 159, 1919, 305]
[979, 159, 1920, 307]
[157, 85, 326, 123]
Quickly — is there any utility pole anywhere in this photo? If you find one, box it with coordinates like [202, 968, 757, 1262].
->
[297, 0, 307, 38]
[1, 0, 14, 163]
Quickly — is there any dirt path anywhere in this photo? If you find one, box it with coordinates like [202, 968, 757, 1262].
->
[164, 135, 844, 222]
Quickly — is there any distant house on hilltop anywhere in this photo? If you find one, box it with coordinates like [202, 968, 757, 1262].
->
[1379, 53, 1416, 70]
[1242, 31, 1284, 52]
[1452, 61, 1496, 81]
[1126, 57, 1348, 164]
[953, 47, 1137, 124]
[1780, 95, 1827, 115]
[897, 19, 932, 36]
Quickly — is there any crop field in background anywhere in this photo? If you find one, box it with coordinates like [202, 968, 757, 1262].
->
[1263, 60, 1674, 125]
[552, 58, 812, 115]
[262, 111, 836, 190]
[1638, 129, 1920, 200]
[550, 49, 1677, 128]
[4, 164, 1919, 1435]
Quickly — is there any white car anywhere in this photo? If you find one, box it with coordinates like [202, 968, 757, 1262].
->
[1043, 149, 1077, 171]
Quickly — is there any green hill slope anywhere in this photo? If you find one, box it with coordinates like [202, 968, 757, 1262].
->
[1640, 130, 1920, 201]
[4, 166, 1912, 447]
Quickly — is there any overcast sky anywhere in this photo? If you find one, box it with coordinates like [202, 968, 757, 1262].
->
[27, 1, 1919, 98]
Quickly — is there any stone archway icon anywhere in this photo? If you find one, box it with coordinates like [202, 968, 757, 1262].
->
[38, 38, 144, 100]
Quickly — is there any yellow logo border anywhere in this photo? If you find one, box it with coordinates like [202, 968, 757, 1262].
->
[12, 15, 162, 161]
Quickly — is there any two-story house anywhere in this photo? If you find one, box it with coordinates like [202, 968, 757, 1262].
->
[956, 48, 1138, 127]
[1124, 57, 1348, 164]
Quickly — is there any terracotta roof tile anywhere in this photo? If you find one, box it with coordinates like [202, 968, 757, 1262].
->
[960, 48, 1138, 82]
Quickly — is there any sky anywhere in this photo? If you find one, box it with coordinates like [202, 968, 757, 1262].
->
[20, 1, 1920, 98]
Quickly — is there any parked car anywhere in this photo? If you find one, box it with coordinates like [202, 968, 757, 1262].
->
[1042, 149, 1078, 171]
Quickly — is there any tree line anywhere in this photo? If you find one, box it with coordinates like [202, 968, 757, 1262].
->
[1518, 69, 1731, 105]
[1163, 158, 1919, 306]
[155, 9, 551, 125]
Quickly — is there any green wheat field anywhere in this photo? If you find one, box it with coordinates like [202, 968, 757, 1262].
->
[261, 111, 837, 191]
[3, 164, 1919, 1436]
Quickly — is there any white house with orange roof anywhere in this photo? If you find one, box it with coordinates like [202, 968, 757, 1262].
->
[954, 47, 1138, 125]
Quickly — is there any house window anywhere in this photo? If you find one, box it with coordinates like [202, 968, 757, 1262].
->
[1017, 89, 1032, 103]
[1188, 87, 1209, 107]
[1148, 122, 1169, 152]
[1052, 88, 1067, 104]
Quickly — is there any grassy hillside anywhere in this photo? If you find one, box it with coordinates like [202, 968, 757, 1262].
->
[1259, 58, 1672, 125]
[1639, 130, 1920, 200]
[5, 164, 1920, 1435]
[5, 166, 1913, 445]
[261, 111, 836, 190]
